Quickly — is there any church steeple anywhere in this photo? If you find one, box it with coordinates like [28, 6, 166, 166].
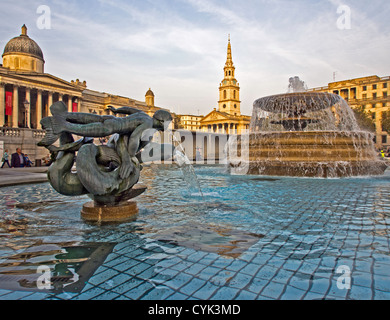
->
[226, 34, 233, 66]
[218, 36, 241, 116]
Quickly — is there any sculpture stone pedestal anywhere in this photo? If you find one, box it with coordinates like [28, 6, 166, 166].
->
[81, 201, 139, 223]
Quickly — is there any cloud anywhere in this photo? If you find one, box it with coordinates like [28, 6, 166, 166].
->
[1, 0, 389, 116]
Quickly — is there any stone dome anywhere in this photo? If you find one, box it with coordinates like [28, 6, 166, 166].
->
[2, 25, 44, 62]
[146, 88, 155, 97]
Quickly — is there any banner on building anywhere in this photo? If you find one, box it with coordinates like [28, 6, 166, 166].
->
[5, 92, 12, 116]
[72, 102, 78, 113]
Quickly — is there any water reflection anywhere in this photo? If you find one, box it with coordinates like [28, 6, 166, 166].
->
[0, 242, 115, 293]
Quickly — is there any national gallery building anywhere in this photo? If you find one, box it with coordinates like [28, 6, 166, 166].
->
[0, 25, 169, 161]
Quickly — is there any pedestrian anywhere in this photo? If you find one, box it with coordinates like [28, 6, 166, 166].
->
[1, 149, 10, 168]
[11, 148, 26, 168]
[380, 149, 386, 158]
[24, 154, 33, 167]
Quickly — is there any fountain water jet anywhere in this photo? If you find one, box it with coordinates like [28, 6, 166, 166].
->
[229, 92, 387, 178]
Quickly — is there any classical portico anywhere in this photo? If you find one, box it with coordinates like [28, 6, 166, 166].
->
[0, 81, 83, 129]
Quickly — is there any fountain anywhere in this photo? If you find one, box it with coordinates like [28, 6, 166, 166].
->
[229, 88, 387, 178]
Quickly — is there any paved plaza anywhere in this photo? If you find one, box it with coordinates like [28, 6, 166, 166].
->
[0, 165, 389, 300]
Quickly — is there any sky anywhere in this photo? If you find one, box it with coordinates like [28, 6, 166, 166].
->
[0, 0, 389, 116]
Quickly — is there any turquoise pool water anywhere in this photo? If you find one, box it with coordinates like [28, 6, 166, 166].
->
[0, 164, 390, 300]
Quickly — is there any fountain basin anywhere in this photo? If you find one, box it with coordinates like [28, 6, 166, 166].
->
[230, 131, 388, 178]
[230, 92, 388, 178]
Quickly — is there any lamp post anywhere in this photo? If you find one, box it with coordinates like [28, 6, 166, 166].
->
[24, 99, 30, 128]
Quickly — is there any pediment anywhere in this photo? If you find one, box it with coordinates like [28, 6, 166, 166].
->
[22, 73, 79, 89]
[200, 110, 231, 123]
[2, 72, 83, 92]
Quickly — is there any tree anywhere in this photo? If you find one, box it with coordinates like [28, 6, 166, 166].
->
[382, 111, 390, 133]
[352, 106, 376, 132]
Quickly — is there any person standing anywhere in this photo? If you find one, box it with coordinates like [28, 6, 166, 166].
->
[24, 154, 33, 167]
[11, 148, 26, 168]
[1, 149, 10, 168]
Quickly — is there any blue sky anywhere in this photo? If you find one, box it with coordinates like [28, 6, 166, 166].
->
[1, 0, 389, 116]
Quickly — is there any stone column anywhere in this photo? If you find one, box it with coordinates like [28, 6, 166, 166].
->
[25, 87, 31, 128]
[59, 93, 63, 102]
[36, 89, 42, 130]
[48, 92, 53, 116]
[77, 98, 81, 113]
[68, 96, 73, 113]
[0, 83, 5, 127]
[12, 85, 19, 128]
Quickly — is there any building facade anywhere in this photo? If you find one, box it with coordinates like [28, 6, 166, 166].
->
[0, 25, 171, 162]
[308, 75, 390, 148]
[176, 114, 203, 131]
[199, 37, 250, 134]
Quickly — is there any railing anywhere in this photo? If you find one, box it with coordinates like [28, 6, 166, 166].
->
[32, 129, 46, 139]
[0, 127, 46, 139]
[0, 127, 22, 137]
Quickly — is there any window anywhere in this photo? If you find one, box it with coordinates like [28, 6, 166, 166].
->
[362, 86, 367, 91]
[383, 92, 388, 98]
[382, 135, 387, 144]
[373, 84, 377, 90]
[223, 90, 227, 99]
[223, 104, 226, 109]
[372, 112, 376, 120]
[373, 93, 377, 99]
[384, 83, 388, 89]
[362, 94, 367, 99]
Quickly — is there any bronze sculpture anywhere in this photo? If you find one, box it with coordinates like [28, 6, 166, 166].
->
[38, 101, 175, 215]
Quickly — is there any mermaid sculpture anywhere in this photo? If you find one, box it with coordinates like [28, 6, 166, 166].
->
[38, 101, 175, 206]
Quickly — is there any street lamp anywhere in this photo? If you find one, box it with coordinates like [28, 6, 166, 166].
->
[24, 99, 30, 128]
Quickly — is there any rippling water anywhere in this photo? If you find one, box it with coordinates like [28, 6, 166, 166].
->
[1, 164, 390, 299]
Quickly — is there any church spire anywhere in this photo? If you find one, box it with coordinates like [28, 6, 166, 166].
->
[226, 34, 233, 67]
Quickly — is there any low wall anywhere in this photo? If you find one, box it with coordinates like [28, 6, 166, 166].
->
[0, 128, 231, 166]
[156, 130, 230, 163]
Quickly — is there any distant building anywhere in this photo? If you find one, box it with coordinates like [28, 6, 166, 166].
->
[176, 114, 203, 131]
[308, 75, 390, 148]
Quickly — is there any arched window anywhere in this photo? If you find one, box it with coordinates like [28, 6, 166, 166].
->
[223, 90, 227, 99]
[223, 104, 226, 109]
[229, 71, 231, 76]
[233, 91, 236, 99]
